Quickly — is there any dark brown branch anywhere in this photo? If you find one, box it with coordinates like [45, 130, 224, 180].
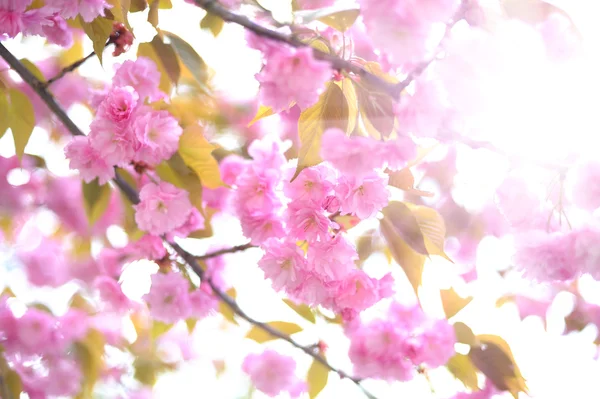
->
[197, 243, 256, 260]
[43, 51, 96, 88]
[0, 42, 378, 399]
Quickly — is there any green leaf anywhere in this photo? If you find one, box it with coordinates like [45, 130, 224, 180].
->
[246, 322, 302, 343]
[20, 59, 45, 82]
[454, 322, 478, 346]
[82, 179, 112, 225]
[106, 0, 132, 30]
[79, 16, 113, 63]
[151, 320, 173, 340]
[295, 5, 360, 32]
[381, 201, 427, 255]
[185, 318, 197, 333]
[158, 0, 171, 8]
[74, 329, 105, 398]
[156, 155, 204, 212]
[469, 335, 528, 399]
[380, 215, 426, 295]
[354, 62, 397, 139]
[163, 31, 210, 90]
[178, 125, 225, 189]
[129, 0, 147, 12]
[405, 203, 452, 261]
[294, 80, 352, 180]
[200, 12, 225, 36]
[138, 39, 172, 95]
[0, 90, 10, 140]
[147, 0, 159, 27]
[8, 88, 35, 161]
[447, 354, 479, 391]
[307, 356, 329, 398]
[248, 105, 275, 126]
[283, 299, 316, 323]
[441, 288, 472, 319]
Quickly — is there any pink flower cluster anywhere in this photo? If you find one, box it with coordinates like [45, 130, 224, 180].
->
[65, 57, 178, 184]
[229, 135, 397, 319]
[0, 299, 90, 397]
[347, 302, 456, 381]
[242, 350, 306, 397]
[358, 0, 459, 65]
[143, 271, 218, 323]
[513, 226, 600, 282]
[255, 45, 332, 112]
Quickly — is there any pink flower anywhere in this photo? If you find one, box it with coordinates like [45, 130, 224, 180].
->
[568, 160, 600, 211]
[513, 230, 580, 282]
[334, 271, 394, 316]
[286, 201, 331, 242]
[38, 13, 73, 47]
[97, 85, 139, 124]
[0, 0, 48, 38]
[129, 235, 167, 260]
[247, 135, 289, 172]
[417, 319, 456, 367]
[320, 128, 384, 177]
[495, 174, 542, 227]
[235, 168, 282, 215]
[283, 164, 335, 204]
[44, 358, 82, 397]
[538, 13, 582, 62]
[96, 247, 128, 277]
[56, 309, 89, 346]
[307, 234, 357, 281]
[0, 296, 16, 344]
[65, 136, 115, 184]
[17, 238, 69, 287]
[256, 46, 332, 112]
[88, 117, 138, 166]
[220, 154, 249, 186]
[167, 207, 205, 240]
[94, 276, 132, 313]
[143, 272, 192, 323]
[335, 172, 390, 219]
[572, 226, 600, 280]
[242, 350, 306, 397]
[17, 308, 56, 354]
[78, 0, 110, 22]
[289, 273, 331, 306]
[380, 136, 417, 170]
[258, 239, 308, 291]
[189, 283, 219, 318]
[240, 213, 286, 245]
[132, 108, 183, 166]
[134, 182, 193, 236]
[113, 57, 164, 102]
[295, 0, 335, 9]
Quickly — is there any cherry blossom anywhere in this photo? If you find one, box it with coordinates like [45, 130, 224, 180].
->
[242, 350, 306, 397]
[143, 272, 192, 323]
[134, 182, 193, 236]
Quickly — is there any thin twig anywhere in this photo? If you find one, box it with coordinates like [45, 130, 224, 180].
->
[0, 42, 378, 399]
[197, 243, 256, 260]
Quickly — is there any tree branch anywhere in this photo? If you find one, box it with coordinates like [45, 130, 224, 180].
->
[0, 42, 378, 399]
[197, 243, 256, 260]
[43, 51, 96, 88]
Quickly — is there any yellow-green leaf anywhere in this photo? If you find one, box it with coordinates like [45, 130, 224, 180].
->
[8, 88, 35, 161]
[138, 40, 172, 95]
[248, 105, 275, 126]
[200, 12, 225, 36]
[381, 201, 427, 255]
[185, 318, 197, 333]
[79, 16, 113, 63]
[283, 299, 316, 323]
[469, 335, 528, 399]
[151, 35, 180, 85]
[158, 0, 171, 8]
[0, 90, 9, 140]
[295, 5, 360, 32]
[333, 214, 361, 231]
[163, 31, 210, 91]
[82, 179, 112, 225]
[380, 216, 426, 295]
[178, 125, 225, 189]
[447, 354, 479, 391]
[387, 168, 414, 191]
[454, 322, 478, 346]
[406, 203, 452, 261]
[219, 287, 238, 325]
[75, 329, 105, 398]
[129, 0, 147, 12]
[20, 59, 45, 82]
[307, 357, 329, 398]
[106, 0, 132, 30]
[441, 288, 472, 319]
[246, 322, 302, 343]
[308, 38, 331, 54]
[151, 320, 173, 340]
[155, 156, 204, 212]
[294, 80, 350, 180]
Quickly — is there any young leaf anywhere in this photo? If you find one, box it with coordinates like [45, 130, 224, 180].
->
[138, 39, 173, 94]
[469, 335, 528, 399]
[151, 35, 181, 85]
[106, 0, 132, 30]
[380, 216, 426, 295]
[447, 354, 479, 391]
[294, 81, 352, 180]
[78, 16, 113, 63]
[248, 105, 275, 126]
[129, 0, 147, 12]
[405, 203, 452, 261]
[8, 88, 35, 161]
[294, 5, 360, 32]
[246, 322, 302, 343]
[147, 0, 159, 27]
[454, 322, 478, 346]
[151, 320, 174, 340]
[200, 12, 225, 36]
[178, 125, 225, 189]
[20, 59, 45, 82]
[387, 168, 415, 191]
[441, 288, 473, 319]
[82, 179, 112, 225]
[283, 299, 316, 323]
[381, 201, 428, 256]
[163, 31, 210, 90]
[307, 356, 329, 398]
[219, 287, 238, 325]
[0, 90, 10, 140]
[74, 329, 105, 398]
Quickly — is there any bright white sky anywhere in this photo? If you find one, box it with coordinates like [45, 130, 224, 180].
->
[3, 0, 600, 398]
